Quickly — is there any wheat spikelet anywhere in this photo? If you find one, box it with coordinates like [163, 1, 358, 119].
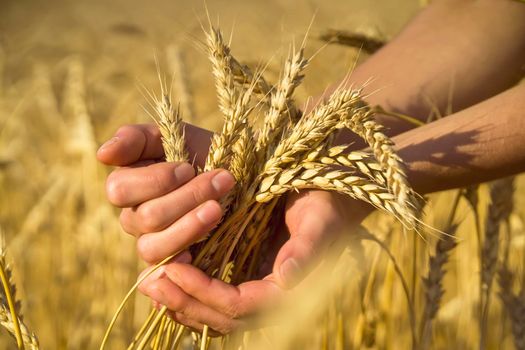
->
[256, 46, 308, 153]
[261, 88, 362, 176]
[481, 178, 515, 299]
[204, 27, 256, 171]
[480, 177, 515, 349]
[304, 145, 386, 185]
[255, 166, 406, 221]
[0, 306, 39, 350]
[229, 126, 257, 207]
[230, 57, 272, 102]
[498, 266, 525, 350]
[205, 27, 236, 117]
[149, 83, 188, 163]
[419, 224, 459, 348]
[0, 231, 39, 349]
[343, 106, 420, 227]
[204, 85, 254, 171]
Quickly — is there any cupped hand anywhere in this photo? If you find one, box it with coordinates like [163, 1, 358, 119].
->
[97, 123, 371, 335]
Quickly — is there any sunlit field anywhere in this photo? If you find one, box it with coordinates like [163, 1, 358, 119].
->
[0, 0, 523, 349]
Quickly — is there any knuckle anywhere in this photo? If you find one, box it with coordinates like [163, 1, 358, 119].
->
[223, 303, 241, 319]
[213, 322, 235, 335]
[136, 237, 157, 263]
[188, 182, 208, 205]
[149, 169, 174, 194]
[119, 210, 136, 236]
[106, 172, 127, 206]
[137, 204, 162, 232]
[169, 291, 189, 312]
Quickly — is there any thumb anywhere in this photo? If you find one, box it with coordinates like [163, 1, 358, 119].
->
[272, 214, 335, 289]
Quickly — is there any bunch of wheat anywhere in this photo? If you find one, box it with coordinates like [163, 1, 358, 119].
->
[100, 24, 421, 350]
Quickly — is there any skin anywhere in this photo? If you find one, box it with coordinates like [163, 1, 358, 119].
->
[96, 0, 525, 335]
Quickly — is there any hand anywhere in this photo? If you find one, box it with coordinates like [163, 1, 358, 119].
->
[97, 123, 372, 335]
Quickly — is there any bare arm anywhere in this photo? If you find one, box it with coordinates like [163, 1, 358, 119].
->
[397, 83, 525, 194]
[329, 0, 525, 193]
[336, 0, 525, 136]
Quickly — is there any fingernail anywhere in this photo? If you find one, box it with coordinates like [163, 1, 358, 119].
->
[174, 163, 195, 183]
[138, 265, 165, 284]
[147, 284, 164, 304]
[211, 170, 235, 193]
[280, 258, 301, 288]
[98, 137, 119, 151]
[195, 201, 222, 225]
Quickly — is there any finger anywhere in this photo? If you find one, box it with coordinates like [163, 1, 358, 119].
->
[120, 170, 235, 236]
[97, 124, 165, 166]
[136, 200, 222, 263]
[166, 311, 221, 337]
[97, 123, 213, 167]
[106, 162, 195, 207]
[273, 191, 344, 289]
[144, 277, 243, 335]
[164, 262, 283, 319]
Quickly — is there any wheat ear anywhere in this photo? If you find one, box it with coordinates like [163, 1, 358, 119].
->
[151, 84, 188, 163]
[256, 46, 308, 153]
[0, 232, 39, 350]
[204, 27, 255, 171]
[343, 106, 420, 228]
[498, 266, 525, 350]
[480, 178, 515, 349]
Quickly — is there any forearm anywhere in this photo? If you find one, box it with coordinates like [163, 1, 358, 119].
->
[395, 83, 525, 194]
[338, 0, 525, 136]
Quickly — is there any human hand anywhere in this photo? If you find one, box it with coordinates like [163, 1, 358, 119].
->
[137, 189, 370, 335]
[97, 123, 371, 335]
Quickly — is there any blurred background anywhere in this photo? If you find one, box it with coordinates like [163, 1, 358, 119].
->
[0, 0, 523, 349]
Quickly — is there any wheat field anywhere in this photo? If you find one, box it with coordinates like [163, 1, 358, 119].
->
[0, 0, 524, 349]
